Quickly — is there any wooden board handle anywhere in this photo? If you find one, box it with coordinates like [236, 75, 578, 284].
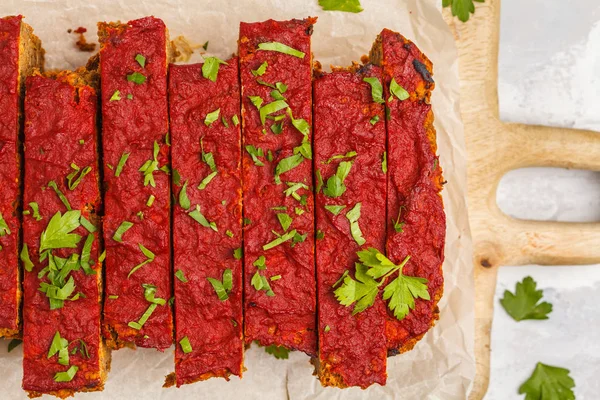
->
[443, 1, 600, 399]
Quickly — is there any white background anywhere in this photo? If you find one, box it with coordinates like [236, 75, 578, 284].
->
[489, 0, 600, 398]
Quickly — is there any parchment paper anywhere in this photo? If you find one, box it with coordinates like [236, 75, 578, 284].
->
[0, 0, 474, 398]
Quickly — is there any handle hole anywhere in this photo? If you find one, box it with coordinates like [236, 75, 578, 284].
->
[497, 167, 600, 223]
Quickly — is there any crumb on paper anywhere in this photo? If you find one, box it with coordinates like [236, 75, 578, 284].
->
[71, 26, 96, 52]
[171, 35, 204, 62]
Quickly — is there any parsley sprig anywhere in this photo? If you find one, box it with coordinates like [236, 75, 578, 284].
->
[334, 248, 429, 320]
[500, 276, 553, 321]
[519, 362, 575, 400]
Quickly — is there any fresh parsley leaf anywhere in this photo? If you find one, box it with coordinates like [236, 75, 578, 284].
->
[444, 0, 484, 23]
[264, 344, 290, 359]
[258, 42, 305, 59]
[500, 276, 553, 321]
[113, 221, 133, 242]
[318, 0, 363, 13]
[135, 53, 146, 68]
[519, 362, 575, 400]
[323, 161, 353, 198]
[207, 268, 233, 301]
[54, 365, 78, 382]
[252, 61, 268, 76]
[202, 57, 228, 82]
[324, 204, 346, 215]
[20, 244, 34, 272]
[127, 72, 146, 84]
[389, 78, 409, 101]
[189, 205, 218, 232]
[363, 76, 385, 104]
[383, 266, 430, 320]
[175, 269, 188, 283]
[47, 181, 72, 211]
[179, 336, 193, 354]
[334, 263, 379, 314]
[39, 211, 82, 252]
[179, 181, 191, 210]
[276, 213, 293, 231]
[115, 152, 130, 177]
[204, 108, 221, 126]
[198, 171, 217, 190]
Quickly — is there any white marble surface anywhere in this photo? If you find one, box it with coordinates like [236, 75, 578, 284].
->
[490, 0, 600, 397]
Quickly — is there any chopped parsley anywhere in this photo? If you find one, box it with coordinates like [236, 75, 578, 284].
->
[233, 247, 243, 260]
[113, 221, 133, 242]
[135, 53, 146, 68]
[179, 336, 193, 354]
[179, 181, 191, 210]
[346, 203, 366, 246]
[323, 161, 353, 198]
[284, 182, 309, 203]
[189, 205, 218, 232]
[316, 230, 325, 240]
[275, 154, 304, 184]
[200, 138, 217, 172]
[127, 72, 146, 84]
[128, 284, 165, 330]
[80, 215, 96, 233]
[316, 170, 324, 193]
[389, 78, 409, 101]
[263, 229, 297, 250]
[127, 244, 155, 278]
[249, 95, 264, 109]
[264, 344, 290, 359]
[226, 230, 234, 238]
[245, 145, 265, 166]
[66, 163, 92, 190]
[138, 141, 160, 187]
[370, 115, 380, 125]
[393, 206, 405, 233]
[318, 0, 363, 13]
[204, 108, 221, 126]
[29, 203, 42, 221]
[207, 268, 232, 301]
[48, 331, 69, 366]
[382, 152, 387, 173]
[251, 271, 275, 296]
[109, 90, 121, 101]
[324, 204, 346, 215]
[253, 256, 266, 270]
[363, 76, 385, 104]
[259, 100, 289, 125]
[175, 269, 188, 283]
[276, 213, 293, 231]
[146, 195, 155, 207]
[325, 151, 357, 164]
[39, 210, 82, 253]
[232, 114, 240, 126]
[115, 152, 130, 177]
[54, 365, 78, 382]
[252, 61, 268, 76]
[202, 57, 228, 82]
[20, 244, 34, 272]
[198, 171, 217, 190]
[258, 42, 305, 59]
[47, 181, 72, 211]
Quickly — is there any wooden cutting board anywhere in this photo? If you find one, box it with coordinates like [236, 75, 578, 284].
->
[442, 0, 600, 398]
